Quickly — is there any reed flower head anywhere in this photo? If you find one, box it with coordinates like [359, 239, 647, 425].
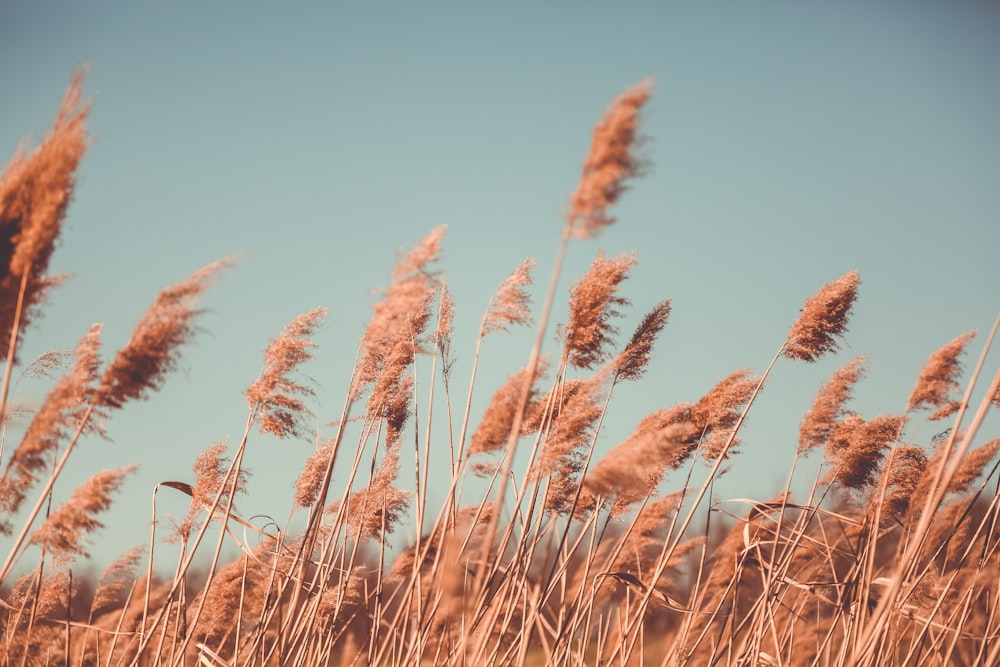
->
[435, 282, 455, 379]
[563, 251, 636, 370]
[906, 331, 975, 420]
[799, 356, 867, 453]
[691, 369, 760, 460]
[90, 544, 145, 619]
[29, 464, 137, 563]
[0, 69, 89, 358]
[294, 439, 337, 508]
[354, 226, 445, 397]
[880, 445, 927, 522]
[343, 441, 412, 540]
[0, 324, 102, 534]
[245, 306, 327, 439]
[173, 441, 247, 541]
[823, 414, 905, 489]
[98, 258, 233, 409]
[612, 299, 671, 383]
[583, 417, 697, 516]
[468, 359, 548, 461]
[568, 80, 652, 238]
[947, 438, 1000, 496]
[533, 374, 607, 478]
[482, 258, 534, 336]
[784, 271, 861, 362]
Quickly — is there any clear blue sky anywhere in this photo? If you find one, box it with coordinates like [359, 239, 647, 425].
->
[2, 2, 998, 572]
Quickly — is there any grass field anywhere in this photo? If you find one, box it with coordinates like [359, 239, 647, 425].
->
[1, 70, 999, 667]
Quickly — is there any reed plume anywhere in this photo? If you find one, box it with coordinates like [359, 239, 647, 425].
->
[798, 355, 866, 453]
[691, 369, 759, 460]
[822, 414, 906, 490]
[98, 258, 233, 409]
[354, 226, 445, 396]
[583, 417, 697, 516]
[945, 437, 1000, 496]
[482, 258, 534, 336]
[173, 441, 247, 540]
[567, 80, 652, 238]
[562, 251, 636, 370]
[0, 69, 89, 359]
[343, 440, 412, 540]
[612, 299, 671, 383]
[534, 374, 607, 478]
[89, 544, 145, 619]
[0, 324, 101, 533]
[245, 306, 327, 439]
[783, 270, 860, 362]
[295, 439, 337, 508]
[468, 360, 548, 461]
[906, 330, 975, 421]
[880, 445, 927, 522]
[28, 464, 137, 563]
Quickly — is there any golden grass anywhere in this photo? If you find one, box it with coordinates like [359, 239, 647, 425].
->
[1, 70, 1000, 667]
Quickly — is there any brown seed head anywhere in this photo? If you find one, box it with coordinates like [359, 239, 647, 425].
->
[799, 356, 867, 454]
[612, 299, 671, 383]
[245, 306, 327, 439]
[98, 259, 233, 409]
[784, 271, 861, 362]
[0, 69, 90, 358]
[0, 324, 102, 534]
[563, 251, 636, 370]
[823, 414, 905, 490]
[29, 464, 137, 563]
[906, 331, 975, 420]
[691, 369, 760, 460]
[483, 258, 535, 336]
[568, 80, 652, 238]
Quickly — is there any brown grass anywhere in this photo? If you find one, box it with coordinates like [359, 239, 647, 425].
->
[1, 71, 999, 667]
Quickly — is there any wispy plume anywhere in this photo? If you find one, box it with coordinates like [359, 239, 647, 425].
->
[98, 259, 233, 409]
[342, 441, 412, 540]
[245, 306, 327, 439]
[567, 80, 652, 238]
[90, 544, 145, 619]
[468, 359, 548, 462]
[533, 374, 607, 479]
[823, 414, 906, 490]
[784, 271, 861, 362]
[880, 445, 927, 522]
[0, 324, 102, 534]
[482, 258, 534, 337]
[583, 416, 697, 516]
[799, 356, 867, 453]
[29, 464, 137, 563]
[691, 369, 760, 460]
[612, 299, 671, 382]
[906, 331, 975, 421]
[0, 69, 90, 357]
[295, 439, 337, 508]
[563, 251, 636, 370]
[173, 441, 247, 541]
[354, 226, 445, 397]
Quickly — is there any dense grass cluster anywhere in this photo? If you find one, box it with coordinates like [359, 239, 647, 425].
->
[1, 70, 999, 667]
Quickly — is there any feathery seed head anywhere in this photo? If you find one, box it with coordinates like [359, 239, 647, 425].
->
[563, 250, 636, 370]
[568, 80, 652, 238]
[29, 464, 137, 563]
[613, 299, 671, 382]
[98, 258, 233, 409]
[799, 356, 867, 454]
[245, 306, 327, 439]
[906, 331, 975, 420]
[784, 271, 861, 362]
[0, 71, 90, 360]
[483, 258, 535, 336]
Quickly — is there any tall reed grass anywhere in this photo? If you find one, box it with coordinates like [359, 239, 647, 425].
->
[1, 70, 999, 667]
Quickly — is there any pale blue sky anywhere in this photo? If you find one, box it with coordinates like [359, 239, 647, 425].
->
[1, 2, 998, 571]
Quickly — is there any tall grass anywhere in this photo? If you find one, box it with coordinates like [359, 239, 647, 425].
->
[1, 70, 999, 667]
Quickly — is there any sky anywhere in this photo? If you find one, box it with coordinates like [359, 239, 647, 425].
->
[1, 2, 999, 573]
